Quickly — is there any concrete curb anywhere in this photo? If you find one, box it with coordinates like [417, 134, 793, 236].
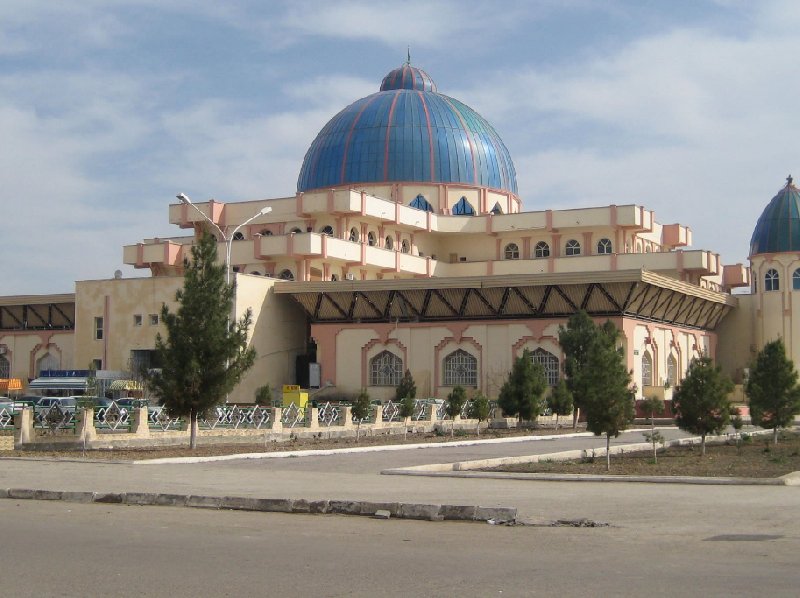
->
[0, 488, 517, 523]
[129, 431, 600, 465]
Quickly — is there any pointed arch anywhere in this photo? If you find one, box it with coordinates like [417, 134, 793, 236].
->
[452, 196, 475, 216]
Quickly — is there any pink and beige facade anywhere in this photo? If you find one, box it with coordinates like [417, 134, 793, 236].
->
[7, 61, 795, 405]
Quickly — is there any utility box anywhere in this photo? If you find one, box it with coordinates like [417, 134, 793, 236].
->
[282, 384, 308, 409]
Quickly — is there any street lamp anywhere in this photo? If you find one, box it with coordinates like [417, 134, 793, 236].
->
[176, 193, 272, 284]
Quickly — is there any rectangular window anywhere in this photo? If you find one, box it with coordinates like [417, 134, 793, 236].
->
[94, 317, 104, 340]
[133, 314, 143, 327]
[149, 314, 159, 326]
[92, 359, 102, 370]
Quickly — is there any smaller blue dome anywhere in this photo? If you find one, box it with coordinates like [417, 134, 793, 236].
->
[750, 176, 800, 255]
[380, 65, 437, 92]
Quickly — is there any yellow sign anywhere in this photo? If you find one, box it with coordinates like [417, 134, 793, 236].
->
[282, 385, 300, 392]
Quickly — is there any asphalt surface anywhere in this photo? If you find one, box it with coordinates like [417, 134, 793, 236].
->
[0, 428, 798, 596]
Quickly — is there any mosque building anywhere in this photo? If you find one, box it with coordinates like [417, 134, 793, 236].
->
[0, 61, 792, 404]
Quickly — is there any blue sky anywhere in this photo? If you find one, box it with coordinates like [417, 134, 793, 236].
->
[2, 0, 798, 294]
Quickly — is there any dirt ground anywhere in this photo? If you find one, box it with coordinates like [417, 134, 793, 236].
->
[488, 431, 800, 478]
[0, 425, 579, 461]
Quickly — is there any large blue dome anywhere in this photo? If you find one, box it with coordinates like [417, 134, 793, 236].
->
[750, 176, 800, 255]
[297, 64, 518, 196]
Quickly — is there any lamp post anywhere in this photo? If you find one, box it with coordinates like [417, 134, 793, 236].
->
[176, 193, 272, 284]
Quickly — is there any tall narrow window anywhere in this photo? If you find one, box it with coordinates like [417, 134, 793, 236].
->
[401, 240, 410, 254]
[36, 352, 59, 377]
[530, 348, 559, 386]
[349, 227, 360, 242]
[565, 239, 581, 256]
[642, 351, 653, 387]
[452, 196, 475, 216]
[94, 317, 104, 340]
[504, 243, 520, 260]
[367, 232, 376, 246]
[765, 268, 780, 291]
[666, 354, 678, 387]
[0, 355, 9, 378]
[369, 351, 403, 386]
[443, 349, 477, 387]
[385, 236, 394, 250]
[597, 238, 612, 254]
[793, 268, 800, 290]
[534, 241, 550, 258]
[409, 194, 434, 212]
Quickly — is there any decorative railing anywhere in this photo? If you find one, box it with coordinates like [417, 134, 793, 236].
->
[317, 402, 341, 427]
[412, 399, 428, 421]
[148, 406, 182, 431]
[202, 404, 273, 430]
[34, 404, 76, 431]
[281, 402, 306, 428]
[94, 401, 132, 432]
[0, 406, 14, 430]
[382, 401, 400, 422]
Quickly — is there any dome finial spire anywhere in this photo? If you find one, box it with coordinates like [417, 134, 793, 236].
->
[405, 46, 411, 65]
[788, 174, 794, 186]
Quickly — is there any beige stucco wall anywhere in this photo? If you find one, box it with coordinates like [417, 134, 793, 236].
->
[74, 276, 184, 371]
[231, 274, 307, 403]
[0, 330, 75, 384]
[715, 293, 755, 382]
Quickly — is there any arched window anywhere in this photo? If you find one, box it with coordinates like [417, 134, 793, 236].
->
[369, 351, 403, 386]
[597, 238, 612, 254]
[36, 352, 59, 377]
[290, 227, 302, 234]
[349, 227, 360, 242]
[534, 241, 550, 258]
[565, 239, 581, 256]
[530, 348, 559, 386]
[667, 354, 678, 387]
[504, 243, 520, 260]
[642, 351, 653, 387]
[491, 202, 503, 215]
[409, 194, 434, 212]
[401, 240, 410, 254]
[261, 229, 273, 236]
[0, 354, 9, 378]
[330, 274, 339, 282]
[385, 236, 394, 250]
[765, 268, 780, 292]
[443, 349, 478, 387]
[367, 232, 376, 246]
[278, 269, 294, 281]
[794, 269, 800, 290]
[645, 245, 652, 253]
[320, 225, 334, 236]
[452, 196, 475, 216]
[232, 231, 245, 241]
[636, 241, 643, 253]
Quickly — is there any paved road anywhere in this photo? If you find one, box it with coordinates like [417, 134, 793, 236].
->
[1, 499, 797, 598]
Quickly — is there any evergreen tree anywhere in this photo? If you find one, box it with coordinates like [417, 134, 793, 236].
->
[351, 389, 371, 441]
[255, 385, 272, 406]
[674, 356, 733, 456]
[547, 380, 574, 430]
[395, 369, 417, 403]
[559, 311, 600, 428]
[445, 385, 467, 437]
[497, 349, 547, 424]
[581, 322, 634, 471]
[468, 391, 491, 435]
[398, 395, 416, 440]
[745, 339, 800, 444]
[146, 231, 256, 449]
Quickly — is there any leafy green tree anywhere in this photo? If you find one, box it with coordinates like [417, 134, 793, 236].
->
[255, 385, 272, 406]
[146, 231, 256, 449]
[559, 310, 600, 428]
[581, 322, 634, 471]
[445, 385, 467, 437]
[497, 349, 547, 424]
[395, 369, 417, 403]
[641, 395, 665, 463]
[351, 389, 371, 441]
[547, 380, 574, 430]
[674, 356, 733, 456]
[468, 391, 491, 435]
[745, 339, 800, 445]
